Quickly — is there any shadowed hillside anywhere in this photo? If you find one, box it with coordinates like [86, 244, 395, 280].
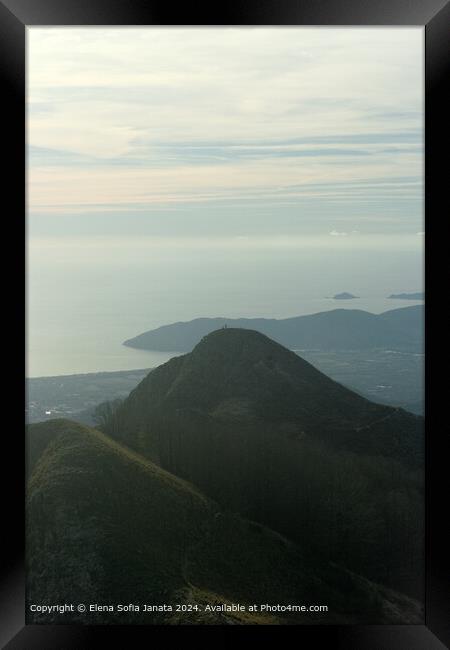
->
[103, 329, 424, 601]
[27, 419, 422, 625]
[114, 328, 423, 468]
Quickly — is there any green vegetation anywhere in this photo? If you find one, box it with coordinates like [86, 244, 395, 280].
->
[104, 329, 424, 598]
[111, 328, 423, 467]
[27, 329, 424, 624]
[27, 418, 422, 624]
[27, 419, 210, 623]
[27, 349, 424, 428]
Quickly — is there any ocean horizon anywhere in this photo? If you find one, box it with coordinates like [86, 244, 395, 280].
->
[27, 292, 423, 378]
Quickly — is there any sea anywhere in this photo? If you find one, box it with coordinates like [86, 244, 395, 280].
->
[27, 243, 424, 378]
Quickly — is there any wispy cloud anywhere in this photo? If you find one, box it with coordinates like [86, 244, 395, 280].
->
[27, 27, 424, 241]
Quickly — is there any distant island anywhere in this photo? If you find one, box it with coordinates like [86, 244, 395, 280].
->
[332, 292, 359, 300]
[388, 292, 424, 300]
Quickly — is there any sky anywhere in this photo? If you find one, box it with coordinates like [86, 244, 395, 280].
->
[28, 27, 424, 248]
[27, 27, 425, 376]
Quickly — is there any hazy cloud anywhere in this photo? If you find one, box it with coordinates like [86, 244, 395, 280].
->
[27, 27, 424, 243]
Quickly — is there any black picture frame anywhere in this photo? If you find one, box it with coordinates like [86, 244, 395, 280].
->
[1, 1, 448, 647]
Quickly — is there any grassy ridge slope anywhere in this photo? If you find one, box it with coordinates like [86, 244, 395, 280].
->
[27, 419, 422, 625]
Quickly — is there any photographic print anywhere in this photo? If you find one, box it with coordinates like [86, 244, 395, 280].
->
[26, 26, 425, 626]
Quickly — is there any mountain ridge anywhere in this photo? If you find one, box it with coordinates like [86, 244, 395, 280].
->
[114, 328, 423, 468]
[102, 327, 424, 601]
[26, 418, 422, 624]
[123, 305, 423, 353]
